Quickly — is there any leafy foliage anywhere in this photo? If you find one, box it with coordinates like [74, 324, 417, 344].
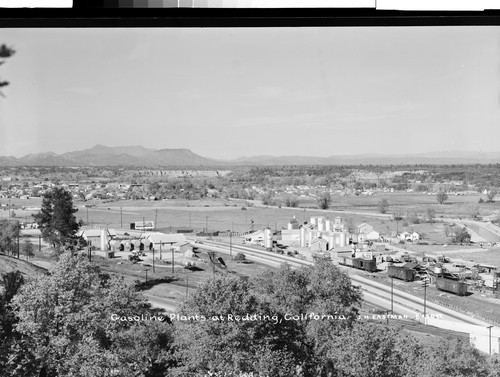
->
[285, 195, 299, 207]
[1, 249, 498, 376]
[316, 192, 332, 210]
[33, 187, 83, 248]
[452, 227, 472, 244]
[486, 189, 497, 203]
[8, 252, 174, 376]
[22, 239, 35, 259]
[436, 191, 448, 204]
[172, 275, 307, 376]
[377, 198, 389, 214]
[0, 219, 20, 256]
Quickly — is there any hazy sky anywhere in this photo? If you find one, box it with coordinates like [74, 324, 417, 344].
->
[1, 26, 500, 159]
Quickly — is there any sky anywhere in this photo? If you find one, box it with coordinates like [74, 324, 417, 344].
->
[1, 26, 500, 159]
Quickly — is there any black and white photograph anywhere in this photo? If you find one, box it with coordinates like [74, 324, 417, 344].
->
[1, 18, 500, 376]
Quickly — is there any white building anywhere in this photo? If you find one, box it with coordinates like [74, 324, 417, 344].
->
[142, 232, 191, 253]
[242, 230, 265, 245]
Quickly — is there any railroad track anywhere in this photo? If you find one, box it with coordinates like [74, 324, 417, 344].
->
[191, 239, 495, 328]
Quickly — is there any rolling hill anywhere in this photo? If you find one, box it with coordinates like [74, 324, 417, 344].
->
[1, 146, 500, 167]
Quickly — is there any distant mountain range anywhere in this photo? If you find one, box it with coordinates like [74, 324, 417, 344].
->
[1, 145, 500, 167]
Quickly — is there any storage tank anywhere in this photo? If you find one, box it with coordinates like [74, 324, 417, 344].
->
[264, 228, 273, 248]
[318, 217, 325, 232]
[325, 219, 331, 232]
[339, 232, 346, 247]
[310, 217, 318, 227]
[100, 229, 107, 251]
[300, 227, 306, 247]
[434, 266, 443, 274]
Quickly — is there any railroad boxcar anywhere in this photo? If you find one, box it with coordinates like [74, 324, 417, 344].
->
[352, 257, 377, 272]
[339, 256, 354, 268]
[435, 277, 468, 296]
[387, 265, 415, 282]
[339, 257, 377, 272]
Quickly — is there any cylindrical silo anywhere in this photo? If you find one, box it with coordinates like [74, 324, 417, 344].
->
[339, 232, 346, 247]
[318, 217, 325, 232]
[264, 228, 272, 248]
[100, 229, 107, 251]
[325, 219, 331, 232]
[310, 217, 317, 227]
[300, 227, 306, 247]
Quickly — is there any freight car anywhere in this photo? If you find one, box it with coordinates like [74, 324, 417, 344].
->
[339, 256, 377, 273]
[387, 265, 415, 282]
[435, 277, 468, 296]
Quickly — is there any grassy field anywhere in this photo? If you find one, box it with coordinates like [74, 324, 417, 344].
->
[4, 195, 499, 257]
[297, 191, 500, 217]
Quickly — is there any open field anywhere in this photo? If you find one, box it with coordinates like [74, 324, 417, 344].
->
[297, 191, 500, 218]
[4, 194, 500, 262]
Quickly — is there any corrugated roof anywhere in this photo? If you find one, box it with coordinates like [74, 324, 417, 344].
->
[142, 232, 187, 245]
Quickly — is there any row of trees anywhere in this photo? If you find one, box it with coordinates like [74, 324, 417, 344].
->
[1, 255, 498, 376]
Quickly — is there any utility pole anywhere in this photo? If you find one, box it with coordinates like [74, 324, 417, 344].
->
[422, 279, 429, 323]
[205, 216, 208, 234]
[145, 268, 150, 283]
[120, 207, 122, 229]
[391, 276, 394, 314]
[152, 245, 155, 273]
[487, 326, 493, 355]
[155, 209, 158, 231]
[171, 246, 175, 276]
[39, 235, 41, 252]
[230, 231, 232, 258]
